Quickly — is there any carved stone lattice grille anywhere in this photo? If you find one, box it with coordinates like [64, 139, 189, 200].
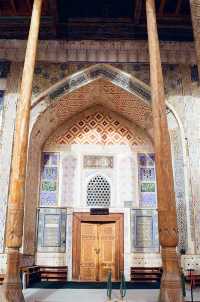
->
[87, 175, 111, 207]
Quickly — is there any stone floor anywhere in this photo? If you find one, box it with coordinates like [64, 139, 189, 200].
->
[23, 288, 200, 302]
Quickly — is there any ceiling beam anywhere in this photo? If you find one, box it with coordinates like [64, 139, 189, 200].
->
[25, 0, 32, 13]
[175, 0, 182, 15]
[134, 0, 143, 24]
[49, 0, 58, 37]
[158, 0, 167, 16]
[10, 0, 17, 15]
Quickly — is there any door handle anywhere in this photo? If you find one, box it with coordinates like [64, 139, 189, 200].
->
[94, 248, 100, 254]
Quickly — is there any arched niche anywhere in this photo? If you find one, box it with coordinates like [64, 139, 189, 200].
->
[22, 63, 188, 256]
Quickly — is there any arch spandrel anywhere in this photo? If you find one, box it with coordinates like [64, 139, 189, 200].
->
[31, 63, 151, 109]
[30, 77, 153, 149]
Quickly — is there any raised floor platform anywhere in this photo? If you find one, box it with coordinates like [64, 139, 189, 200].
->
[23, 288, 200, 302]
[24, 289, 160, 302]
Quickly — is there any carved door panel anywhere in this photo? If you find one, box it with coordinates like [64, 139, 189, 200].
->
[73, 213, 123, 281]
[80, 223, 98, 281]
[79, 222, 117, 281]
[99, 223, 116, 281]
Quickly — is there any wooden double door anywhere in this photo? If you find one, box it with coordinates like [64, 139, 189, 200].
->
[80, 222, 116, 281]
[73, 213, 124, 282]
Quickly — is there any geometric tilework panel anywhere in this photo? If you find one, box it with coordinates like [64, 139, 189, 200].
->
[40, 152, 60, 207]
[32, 62, 191, 99]
[131, 209, 159, 253]
[138, 153, 157, 208]
[168, 111, 188, 251]
[171, 128, 188, 251]
[51, 111, 146, 146]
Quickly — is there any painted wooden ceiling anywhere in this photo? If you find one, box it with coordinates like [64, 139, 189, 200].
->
[0, 0, 193, 40]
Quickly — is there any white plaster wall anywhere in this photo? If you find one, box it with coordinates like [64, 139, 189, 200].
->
[41, 142, 155, 279]
[36, 253, 66, 267]
[43, 143, 154, 210]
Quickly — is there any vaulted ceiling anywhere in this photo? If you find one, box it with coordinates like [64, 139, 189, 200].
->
[0, 0, 193, 41]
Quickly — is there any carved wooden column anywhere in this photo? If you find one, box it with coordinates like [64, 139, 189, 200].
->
[1, 0, 43, 301]
[145, 0, 184, 301]
[190, 0, 200, 81]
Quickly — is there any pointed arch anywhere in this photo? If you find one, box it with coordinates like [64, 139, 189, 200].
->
[23, 63, 188, 257]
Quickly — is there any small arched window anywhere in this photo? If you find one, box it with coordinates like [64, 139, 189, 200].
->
[87, 175, 111, 207]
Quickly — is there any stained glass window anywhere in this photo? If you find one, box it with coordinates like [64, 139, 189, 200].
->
[138, 153, 157, 208]
[40, 152, 59, 206]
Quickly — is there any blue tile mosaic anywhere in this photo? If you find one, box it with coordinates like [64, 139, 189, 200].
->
[40, 152, 59, 206]
[138, 153, 157, 208]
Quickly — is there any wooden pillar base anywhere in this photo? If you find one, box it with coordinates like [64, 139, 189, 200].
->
[0, 249, 25, 302]
[159, 247, 184, 302]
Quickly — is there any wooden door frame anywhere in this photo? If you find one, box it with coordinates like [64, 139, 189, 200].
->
[72, 212, 124, 281]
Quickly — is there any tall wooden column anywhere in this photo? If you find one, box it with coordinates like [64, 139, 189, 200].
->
[146, 0, 184, 301]
[1, 0, 43, 301]
[190, 0, 200, 81]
